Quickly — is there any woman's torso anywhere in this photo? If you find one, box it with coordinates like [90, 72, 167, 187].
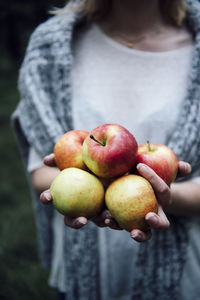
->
[48, 23, 196, 299]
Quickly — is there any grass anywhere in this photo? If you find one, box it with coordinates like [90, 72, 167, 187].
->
[0, 58, 56, 300]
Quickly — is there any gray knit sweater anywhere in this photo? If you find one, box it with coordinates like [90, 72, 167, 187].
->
[12, 0, 200, 299]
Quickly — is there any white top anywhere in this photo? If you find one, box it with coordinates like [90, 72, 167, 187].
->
[28, 24, 199, 299]
[28, 24, 193, 170]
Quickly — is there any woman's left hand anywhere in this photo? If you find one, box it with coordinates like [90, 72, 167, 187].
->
[129, 161, 191, 242]
[104, 161, 191, 242]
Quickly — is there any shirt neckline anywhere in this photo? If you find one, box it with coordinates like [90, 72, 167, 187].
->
[93, 23, 194, 57]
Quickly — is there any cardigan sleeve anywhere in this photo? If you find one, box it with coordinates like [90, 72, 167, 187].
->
[10, 17, 69, 268]
[11, 23, 64, 159]
[11, 8, 77, 267]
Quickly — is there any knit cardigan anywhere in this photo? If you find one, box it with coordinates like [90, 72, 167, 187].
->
[12, 0, 200, 299]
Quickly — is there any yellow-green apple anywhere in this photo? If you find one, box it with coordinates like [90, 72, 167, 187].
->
[136, 141, 178, 185]
[82, 124, 138, 178]
[105, 174, 158, 231]
[50, 168, 105, 218]
[54, 130, 89, 170]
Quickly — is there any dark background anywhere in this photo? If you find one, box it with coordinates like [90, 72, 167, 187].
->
[0, 1, 66, 299]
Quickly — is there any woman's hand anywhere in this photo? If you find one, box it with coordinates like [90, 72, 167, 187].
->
[129, 161, 191, 242]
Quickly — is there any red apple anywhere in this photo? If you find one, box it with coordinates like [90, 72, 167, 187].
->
[54, 130, 89, 170]
[82, 124, 138, 178]
[136, 141, 178, 185]
[105, 174, 158, 231]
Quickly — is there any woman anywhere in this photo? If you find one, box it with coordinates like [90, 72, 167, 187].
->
[12, 0, 200, 299]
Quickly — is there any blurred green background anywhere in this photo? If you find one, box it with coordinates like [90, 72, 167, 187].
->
[0, 1, 66, 299]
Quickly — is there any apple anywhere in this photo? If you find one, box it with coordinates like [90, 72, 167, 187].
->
[54, 130, 89, 170]
[105, 174, 158, 231]
[50, 168, 105, 218]
[82, 124, 138, 178]
[136, 141, 178, 185]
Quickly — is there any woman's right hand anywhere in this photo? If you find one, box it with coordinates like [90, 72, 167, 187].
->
[40, 153, 122, 230]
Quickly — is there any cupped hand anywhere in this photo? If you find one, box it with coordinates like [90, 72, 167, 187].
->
[130, 161, 191, 242]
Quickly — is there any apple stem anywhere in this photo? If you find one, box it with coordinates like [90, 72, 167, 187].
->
[147, 140, 152, 152]
[90, 135, 106, 146]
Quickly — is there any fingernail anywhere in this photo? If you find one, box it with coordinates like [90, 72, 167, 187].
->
[186, 163, 191, 173]
[131, 232, 139, 239]
[105, 219, 110, 225]
[44, 192, 51, 201]
[137, 163, 147, 172]
[78, 218, 87, 225]
[146, 213, 158, 225]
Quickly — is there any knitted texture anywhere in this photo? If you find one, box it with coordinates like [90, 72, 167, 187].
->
[12, 0, 200, 299]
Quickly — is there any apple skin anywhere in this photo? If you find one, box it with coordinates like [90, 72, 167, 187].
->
[50, 168, 105, 218]
[136, 142, 179, 185]
[82, 124, 138, 178]
[105, 174, 158, 231]
[54, 130, 89, 171]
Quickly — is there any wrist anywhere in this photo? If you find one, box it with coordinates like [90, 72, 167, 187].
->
[164, 181, 200, 216]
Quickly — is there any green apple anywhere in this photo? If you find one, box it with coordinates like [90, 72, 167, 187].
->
[105, 174, 158, 231]
[50, 168, 105, 218]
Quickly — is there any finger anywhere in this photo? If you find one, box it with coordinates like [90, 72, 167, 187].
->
[91, 209, 114, 228]
[145, 205, 170, 230]
[104, 218, 123, 230]
[102, 210, 123, 230]
[130, 229, 152, 242]
[177, 161, 192, 178]
[91, 209, 123, 230]
[91, 216, 107, 227]
[40, 189, 52, 204]
[137, 163, 171, 206]
[91, 209, 111, 222]
[64, 216, 88, 229]
[97, 209, 113, 220]
[43, 153, 57, 167]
